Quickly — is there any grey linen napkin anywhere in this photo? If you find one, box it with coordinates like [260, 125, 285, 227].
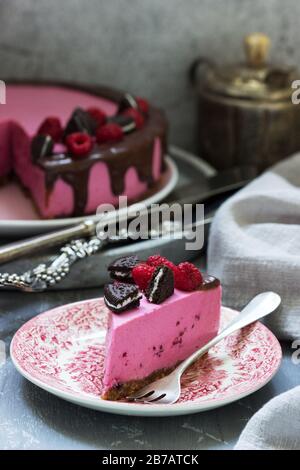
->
[235, 386, 300, 450]
[207, 154, 300, 450]
[207, 153, 300, 341]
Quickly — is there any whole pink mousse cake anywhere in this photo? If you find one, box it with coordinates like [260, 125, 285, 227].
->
[0, 84, 168, 218]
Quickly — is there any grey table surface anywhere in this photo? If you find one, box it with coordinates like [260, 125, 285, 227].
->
[0, 264, 299, 451]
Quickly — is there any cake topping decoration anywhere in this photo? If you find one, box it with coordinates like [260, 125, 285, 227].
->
[199, 275, 220, 290]
[105, 254, 207, 312]
[66, 132, 93, 157]
[136, 97, 149, 115]
[108, 255, 139, 281]
[132, 263, 155, 291]
[118, 94, 149, 116]
[108, 115, 136, 133]
[86, 107, 106, 128]
[37, 116, 63, 142]
[146, 254, 178, 274]
[64, 107, 97, 137]
[174, 262, 203, 291]
[96, 122, 124, 144]
[104, 282, 142, 313]
[145, 265, 174, 304]
[33, 92, 150, 167]
[122, 108, 145, 129]
[118, 93, 138, 113]
[31, 134, 54, 162]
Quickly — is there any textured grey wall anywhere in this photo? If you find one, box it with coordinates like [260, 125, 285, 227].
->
[0, 0, 299, 151]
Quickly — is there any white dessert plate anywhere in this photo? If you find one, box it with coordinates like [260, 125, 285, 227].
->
[0, 156, 178, 237]
[10, 298, 282, 417]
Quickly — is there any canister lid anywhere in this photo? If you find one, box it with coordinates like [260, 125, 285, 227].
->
[196, 33, 297, 101]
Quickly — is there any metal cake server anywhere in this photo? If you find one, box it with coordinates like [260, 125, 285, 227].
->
[0, 215, 213, 292]
[129, 291, 281, 404]
[0, 163, 255, 266]
[0, 236, 104, 292]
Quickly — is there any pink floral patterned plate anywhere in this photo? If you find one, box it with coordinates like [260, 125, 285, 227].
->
[10, 298, 282, 416]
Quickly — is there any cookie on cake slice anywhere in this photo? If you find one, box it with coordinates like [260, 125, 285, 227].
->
[104, 282, 141, 314]
[108, 255, 139, 282]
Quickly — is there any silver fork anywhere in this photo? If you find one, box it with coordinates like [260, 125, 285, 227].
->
[128, 291, 281, 405]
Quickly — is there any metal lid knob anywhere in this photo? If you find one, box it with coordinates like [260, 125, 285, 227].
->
[244, 33, 270, 68]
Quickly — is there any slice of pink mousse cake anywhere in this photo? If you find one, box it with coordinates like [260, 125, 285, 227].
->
[102, 280, 221, 400]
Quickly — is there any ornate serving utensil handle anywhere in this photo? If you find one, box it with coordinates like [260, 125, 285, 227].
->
[0, 236, 105, 292]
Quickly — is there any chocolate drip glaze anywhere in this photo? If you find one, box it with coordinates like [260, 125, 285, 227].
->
[35, 90, 167, 216]
[198, 275, 220, 291]
[105, 144, 154, 196]
[45, 167, 91, 216]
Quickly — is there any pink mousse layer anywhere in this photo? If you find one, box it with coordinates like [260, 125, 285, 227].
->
[0, 121, 12, 177]
[0, 85, 163, 218]
[103, 286, 221, 393]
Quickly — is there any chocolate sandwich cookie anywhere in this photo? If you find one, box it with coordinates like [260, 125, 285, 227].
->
[118, 93, 138, 113]
[104, 282, 142, 314]
[108, 255, 139, 282]
[108, 114, 136, 133]
[64, 107, 98, 137]
[31, 134, 54, 162]
[145, 265, 174, 304]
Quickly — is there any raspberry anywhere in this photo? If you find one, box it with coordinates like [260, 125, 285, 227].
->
[122, 108, 145, 129]
[132, 263, 155, 291]
[146, 255, 177, 274]
[96, 123, 124, 144]
[136, 97, 149, 114]
[38, 117, 63, 142]
[66, 132, 93, 157]
[174, 262, 203, 291]
[87, 107, 106, 128]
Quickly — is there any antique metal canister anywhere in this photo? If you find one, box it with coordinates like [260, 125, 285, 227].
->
[190, 33, 300, 172]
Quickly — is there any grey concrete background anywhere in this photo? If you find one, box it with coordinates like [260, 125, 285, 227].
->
[0, 0, 299, 151]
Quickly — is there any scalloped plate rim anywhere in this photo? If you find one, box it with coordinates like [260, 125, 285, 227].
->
[10, 298, 282, 417]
